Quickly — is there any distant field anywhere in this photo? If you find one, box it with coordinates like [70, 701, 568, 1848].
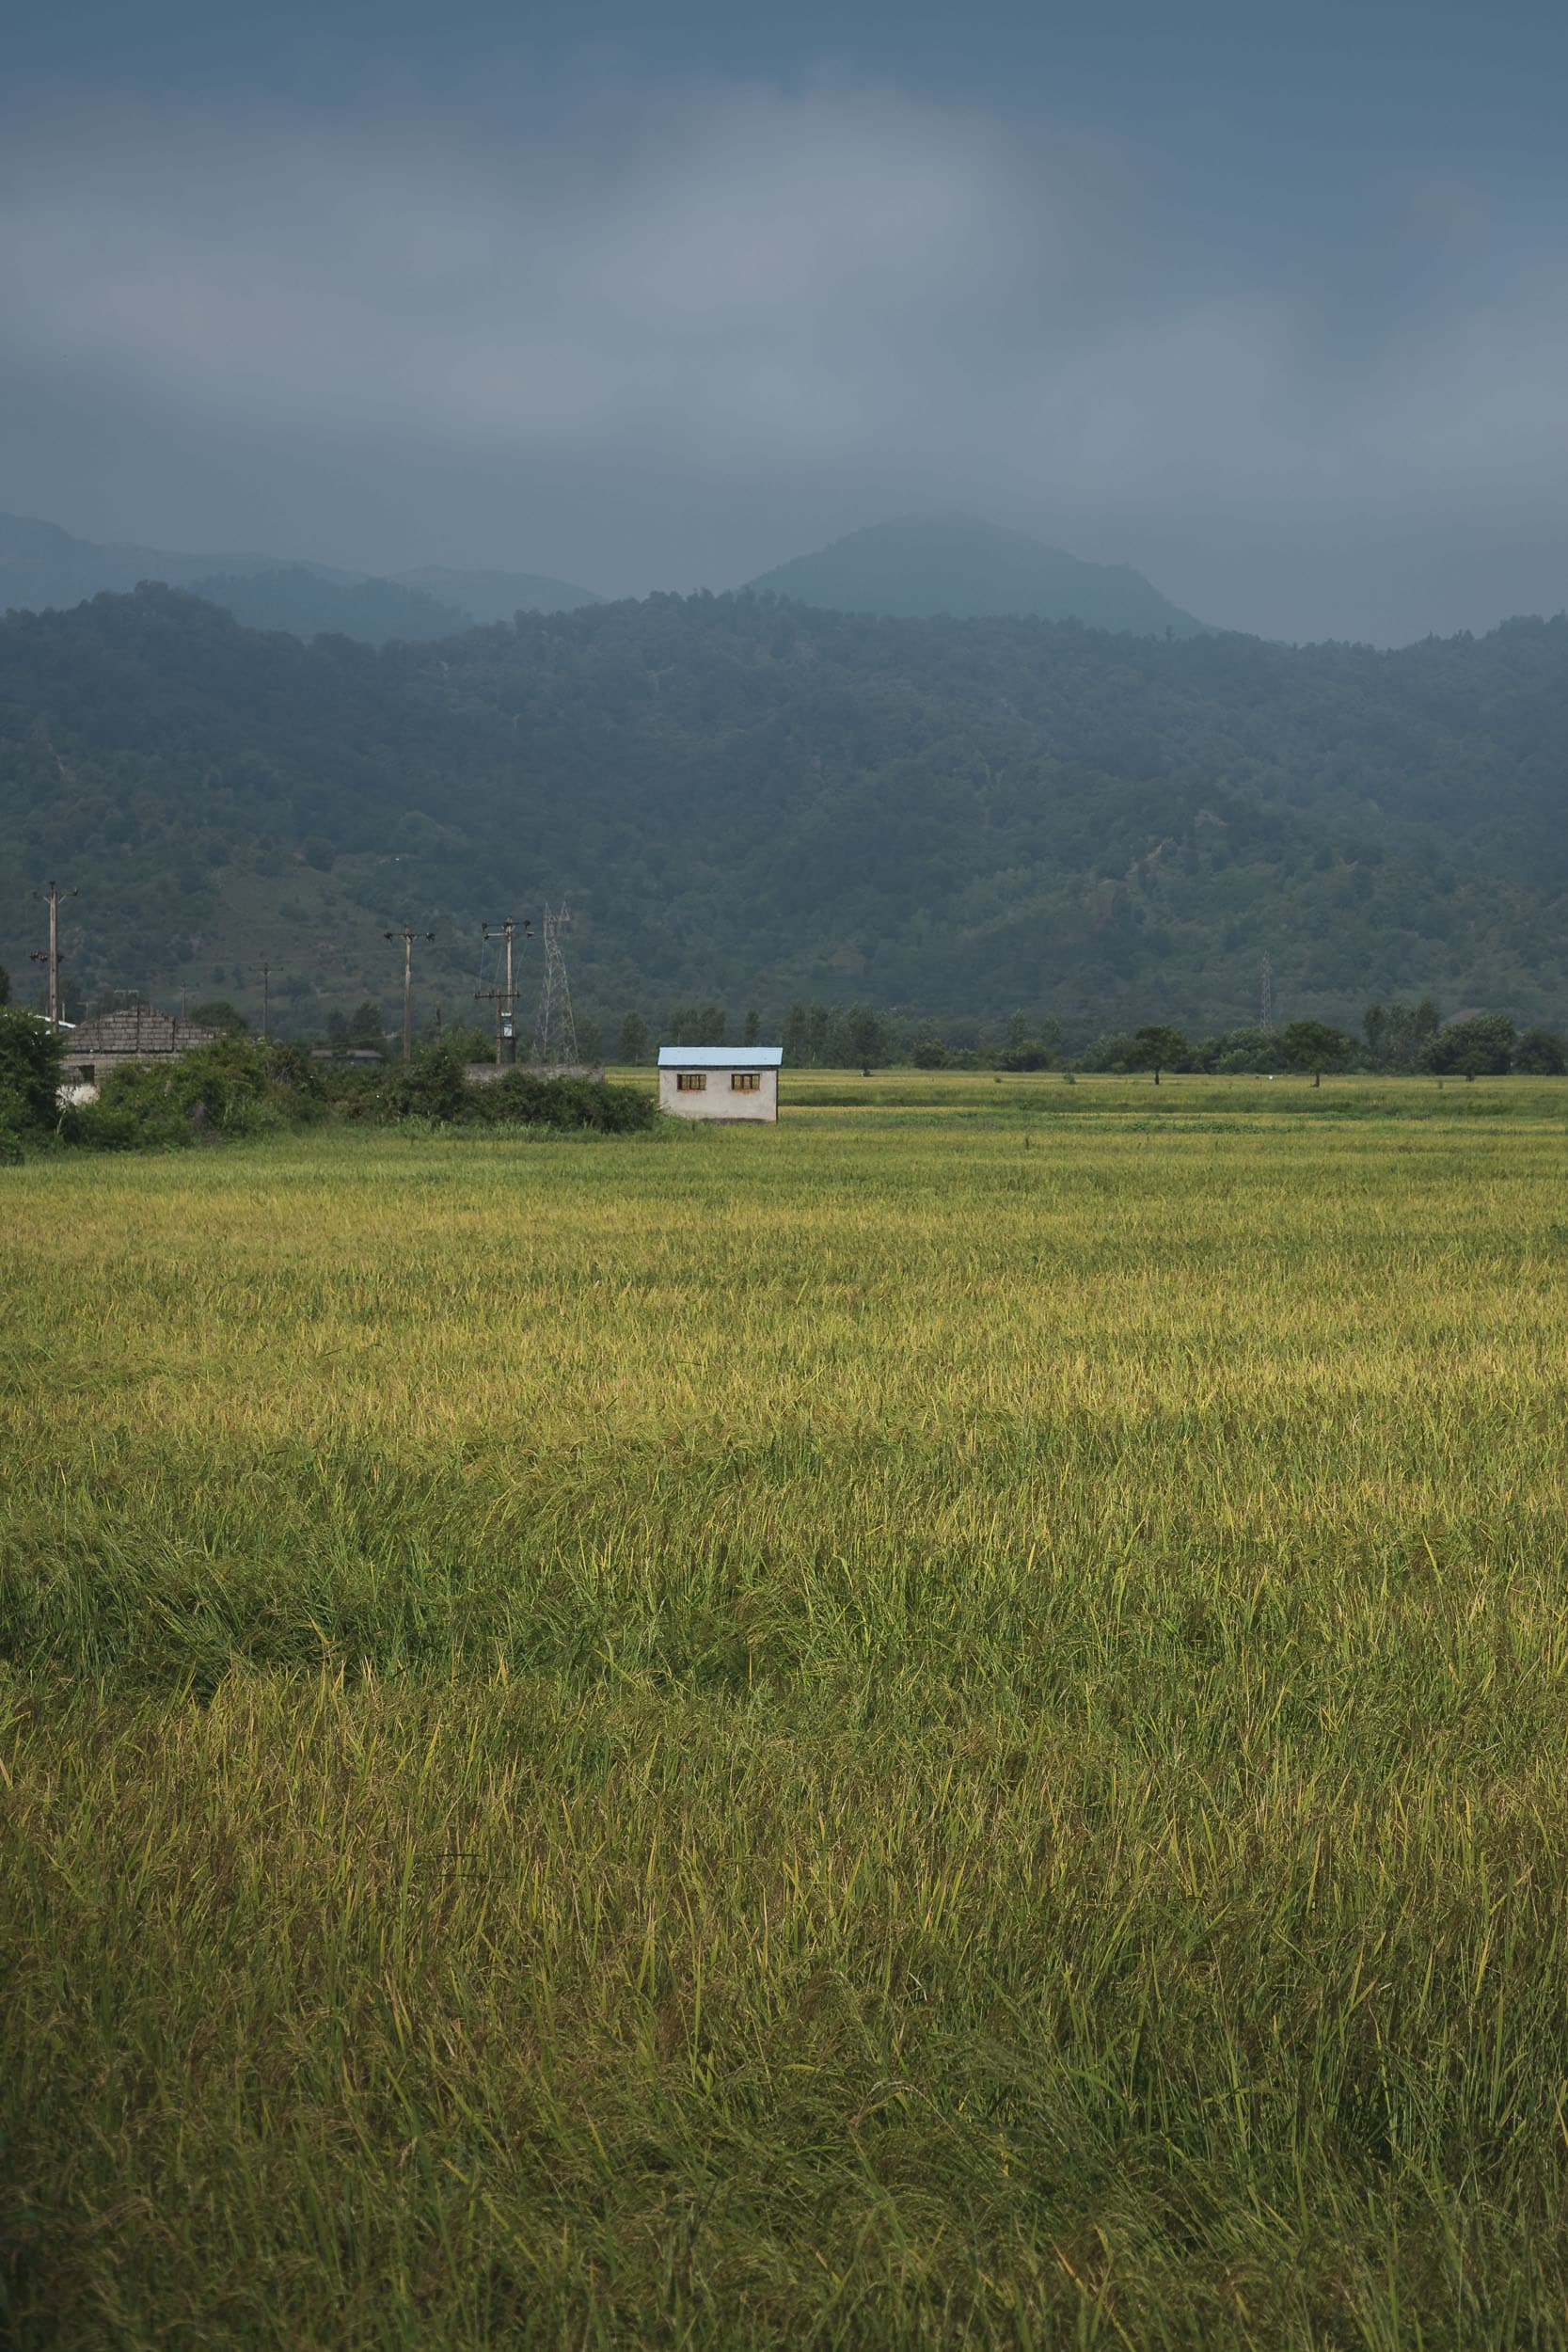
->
[6, 1080, 1568, 2346]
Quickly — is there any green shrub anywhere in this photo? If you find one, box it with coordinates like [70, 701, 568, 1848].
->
[362, 1051, 655, 1135]
[70, 1036, 325, 1152]
[463, 1072, 657, 1133]
[0, 1009, 65, 1136]
[375, 1044, 470, 1123]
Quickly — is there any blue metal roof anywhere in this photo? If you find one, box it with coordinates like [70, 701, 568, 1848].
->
[657, 1044, 784, 1068]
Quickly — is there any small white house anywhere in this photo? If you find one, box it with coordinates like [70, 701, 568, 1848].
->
[657, 1044, 783, 1122]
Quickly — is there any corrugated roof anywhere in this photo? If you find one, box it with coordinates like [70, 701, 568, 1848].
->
[657, 1044, 784, 1068]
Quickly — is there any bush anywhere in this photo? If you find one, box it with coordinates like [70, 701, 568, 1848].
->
[464, 1073, 657, 1133]
[0, 1021, 63, 1133]
[1513, 1027, 1567, 1076]
[70, 1036, 325, 1152]
[364, 1053, 656, 1134]
[0, 1009, 65, 1139]
[377, 1044, 469, 1123]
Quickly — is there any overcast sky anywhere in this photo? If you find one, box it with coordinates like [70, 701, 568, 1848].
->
[6, 0, 1568, 643]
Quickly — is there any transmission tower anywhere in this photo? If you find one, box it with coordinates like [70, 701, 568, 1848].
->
[532, 903, 578, 1065]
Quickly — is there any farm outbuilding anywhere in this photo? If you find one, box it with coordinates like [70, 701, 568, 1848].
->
[657, 1044, 783, 1123]
[58, 1008, 223, 1101]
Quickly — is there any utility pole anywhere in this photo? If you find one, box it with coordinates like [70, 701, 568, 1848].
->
[481, 918, 530, 1063]
[260, 962, 271, 1043]
[385, 928, 435, 1067]
[29, 881, 78, 1028]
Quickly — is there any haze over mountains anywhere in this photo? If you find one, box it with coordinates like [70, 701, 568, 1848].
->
[0, 512, 601, 645]
[2, 508, 1210, 646]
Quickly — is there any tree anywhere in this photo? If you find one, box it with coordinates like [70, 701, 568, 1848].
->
[667, 1004, 726, 1046]
[344, 1000, 388, 1055]
[845, 1006, 886, 1071]
[189, 999, 248, 1035]
[743, 1009, 761, 1045]
[1078, 1034, 1136, 1073]
[1127, 1025, 1191, 1083]
[1513, 1026, 1566, 1075]
[0, 962, 9, 1006]
[1278, 1020, 1352, 1083]
[1421, 1013, 1514, 1076]
[1362, 1003, 1387, 1064]
[999, 1012, 1061, 1071]
[617, 1010, 649, 1064]
[911, 1022, 946, 1070]
[1362, 999, 1440, 1072]
[782, 1004, 810, 1066]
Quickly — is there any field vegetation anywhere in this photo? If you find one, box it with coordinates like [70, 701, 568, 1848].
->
[5, 1076, 1568, 2345]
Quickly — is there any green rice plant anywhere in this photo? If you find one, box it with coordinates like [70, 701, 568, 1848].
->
[4, 1078, 1568, 2345]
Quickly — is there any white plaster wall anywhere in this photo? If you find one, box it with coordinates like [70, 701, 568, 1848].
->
[658, 1069, 778, 1122]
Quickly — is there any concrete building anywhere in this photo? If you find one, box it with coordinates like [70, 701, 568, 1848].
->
[657, 1043, 783, 1122]
[59, 1008, 222, 1100]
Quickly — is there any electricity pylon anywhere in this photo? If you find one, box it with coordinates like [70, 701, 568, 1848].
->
[532, 904, 578, 1065]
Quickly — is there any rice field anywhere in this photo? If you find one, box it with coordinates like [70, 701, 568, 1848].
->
[5, 1075, 1568, 2347]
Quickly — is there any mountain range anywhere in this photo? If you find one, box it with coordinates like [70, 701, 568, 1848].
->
[3, 581, 1566, 1041]
[0, 512, 600, 644]
[2, 509, 1205, 646]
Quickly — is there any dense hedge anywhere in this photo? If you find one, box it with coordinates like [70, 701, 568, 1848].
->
[0, 1032, 657, 1158]
[372, 1047, 654, 1132]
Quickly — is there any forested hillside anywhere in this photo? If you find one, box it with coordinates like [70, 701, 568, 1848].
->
[2, 583, 1566, 1039]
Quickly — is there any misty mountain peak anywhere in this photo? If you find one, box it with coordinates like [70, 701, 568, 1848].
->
[747, 514, 1206, 635]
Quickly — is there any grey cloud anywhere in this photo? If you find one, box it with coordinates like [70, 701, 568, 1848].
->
[2, 74, 1565, 641]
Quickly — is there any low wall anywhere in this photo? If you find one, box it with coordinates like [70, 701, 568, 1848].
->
[464, 1063, 607, 1085]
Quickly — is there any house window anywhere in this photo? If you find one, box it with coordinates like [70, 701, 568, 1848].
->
[731, 1072, 761, 1091]
[675, 1073, 706, 1091]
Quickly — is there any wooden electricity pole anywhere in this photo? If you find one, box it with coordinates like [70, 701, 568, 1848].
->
[385, 929, 434, 1067]
[29, 881, 78, 1028]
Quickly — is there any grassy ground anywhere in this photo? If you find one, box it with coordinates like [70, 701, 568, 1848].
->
[5, 1079, 1568, 2346]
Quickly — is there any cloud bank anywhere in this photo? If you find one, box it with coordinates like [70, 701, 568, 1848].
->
[4, 71, 1566, 640]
